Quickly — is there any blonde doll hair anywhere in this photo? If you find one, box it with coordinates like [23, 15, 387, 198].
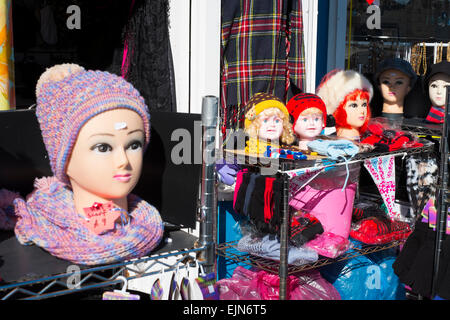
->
[245, 107, 295, 145]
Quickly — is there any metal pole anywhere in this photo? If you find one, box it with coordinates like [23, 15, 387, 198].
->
[279, 172, 290, 300]
[198, 96, 219, 275]
[431, 86, 449, 297]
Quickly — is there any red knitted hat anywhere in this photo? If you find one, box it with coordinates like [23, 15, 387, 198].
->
[286, 93, 327, 128]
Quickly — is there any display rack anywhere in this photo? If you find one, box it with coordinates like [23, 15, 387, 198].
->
[431, 87, 449, 298]
[0, 96, 219, 300]
[0, 233, 204, 300]
[219, 140, 435, 300]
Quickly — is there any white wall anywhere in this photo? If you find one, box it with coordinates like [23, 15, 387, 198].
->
[302, 0, 319, 93]
[168, 0, 221, 114]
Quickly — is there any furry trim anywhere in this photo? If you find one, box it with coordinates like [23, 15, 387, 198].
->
[316, 69, 373, 115]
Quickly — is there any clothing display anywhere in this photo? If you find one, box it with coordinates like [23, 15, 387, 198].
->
[2, 0, 449, 302]
[14, 176, 163, 266]
[220, 0, 306, 134]
[237, 233, 318, 266]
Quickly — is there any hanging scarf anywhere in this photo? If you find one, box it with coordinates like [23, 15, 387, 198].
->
[425, 105, 445, 124]
[364, 155, 400, 221]
[14, 177, 163, 266]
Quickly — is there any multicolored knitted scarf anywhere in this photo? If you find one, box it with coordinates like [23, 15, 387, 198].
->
[14, 177, 164, 266]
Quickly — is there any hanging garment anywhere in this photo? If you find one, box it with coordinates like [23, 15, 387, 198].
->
[364, 155, 400, 221]
[405, 154, 439, 222]
[116, 0, 176, 112]
[220, 0, 306, 134]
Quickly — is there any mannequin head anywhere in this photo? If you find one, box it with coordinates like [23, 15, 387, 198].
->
[374, 58, 416, 115]
[286, 93, 327, 149]
[425, 61, 450, 108]
[316, 69, 373, 141]
[428, 73, 450, 107]
[66, 109, 145, 213]
[378, 69, 411, 112]
[35, 63, 151, 215]
[244, 92, 294, 145]
[334, 89, 371, 140]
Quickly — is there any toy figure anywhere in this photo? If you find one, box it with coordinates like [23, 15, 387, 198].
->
[286, 93, 327, 150]
[13, 63, 163, 265]
[424, 61, 450, 123]
[374, 58, 417, 119]
[244, 92, 295, 154]
[316, 69, 373, 141]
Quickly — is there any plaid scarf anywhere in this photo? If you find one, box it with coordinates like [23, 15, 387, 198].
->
[221, 0, 306, 134]
[14, 176, 163, 266]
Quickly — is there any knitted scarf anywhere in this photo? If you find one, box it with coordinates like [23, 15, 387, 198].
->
[14, 177, 164, 266]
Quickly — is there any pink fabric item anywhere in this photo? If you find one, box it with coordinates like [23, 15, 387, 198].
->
[305, 232, 352, 258]
[216, 266, 341, 300]
[289, 183, 357, 239]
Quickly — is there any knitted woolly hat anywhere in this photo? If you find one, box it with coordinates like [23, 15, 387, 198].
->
[286, 93, 327, 128]
[424, 61, 450, 87]
[374, 57, 417, 88]
[35, 63, 151, 184]
[244, 92, 290, 129]
[316, 69, 374, 115]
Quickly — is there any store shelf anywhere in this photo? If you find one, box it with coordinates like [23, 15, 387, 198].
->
[224, 140, 435, 172]
[0, 230, 204, 300]
[216, 239, 404, 275]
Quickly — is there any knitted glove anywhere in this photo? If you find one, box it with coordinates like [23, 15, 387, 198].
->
[216, 159, 240, 185]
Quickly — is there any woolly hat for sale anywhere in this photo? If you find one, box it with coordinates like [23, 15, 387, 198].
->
[316, 69, 374, 115]
[35, 63, 151, 185]
[244, 92, 290, 129]
[286, 93, 327, 128]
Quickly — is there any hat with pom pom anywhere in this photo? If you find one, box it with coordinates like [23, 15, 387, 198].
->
[35, 63, 151, 184]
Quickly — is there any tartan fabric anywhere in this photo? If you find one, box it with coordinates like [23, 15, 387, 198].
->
[220, 0, 306, 134]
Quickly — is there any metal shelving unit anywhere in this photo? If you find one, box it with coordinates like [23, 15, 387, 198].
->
[217, 239, 404, 275]
[0, 244, 206, 300]
[219, 141, 435, 300]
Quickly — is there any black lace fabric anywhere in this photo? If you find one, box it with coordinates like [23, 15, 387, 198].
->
[116, 0, 177, 112]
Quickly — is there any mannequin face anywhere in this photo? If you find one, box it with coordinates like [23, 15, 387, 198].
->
[344, 96, 368, 129]
[429, 73, 450, 107]
[294, 109, 324, 141]
[66, 108, 145, 209]
[257, 108, 284, 140]
[379, 69, 411, 106]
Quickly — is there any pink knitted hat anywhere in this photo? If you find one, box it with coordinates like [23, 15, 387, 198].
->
[35, 63, 151, 184]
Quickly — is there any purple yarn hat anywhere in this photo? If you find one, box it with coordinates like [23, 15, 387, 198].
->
[35, 64, 151, 184]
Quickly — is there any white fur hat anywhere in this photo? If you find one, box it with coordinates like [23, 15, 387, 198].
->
[316, 69, 374, 115]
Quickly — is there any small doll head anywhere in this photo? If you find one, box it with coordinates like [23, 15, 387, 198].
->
[374, 58, 416, 112]
[286, 93, 327, 143]
[35, 63, 151, 212]
[316, 70, 373, 139]
[425, 61, 450, 108]
[244, 92, 294, 145]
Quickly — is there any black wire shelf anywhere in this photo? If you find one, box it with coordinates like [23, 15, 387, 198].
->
[216, 239, 404, 276]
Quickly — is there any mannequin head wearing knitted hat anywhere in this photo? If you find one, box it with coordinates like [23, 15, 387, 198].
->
[244, 93, 294, 153]
[424, 61, 450, 123]
[316, 70, 373, 141]
[425, 61, 450, 108]
[35, 63, 151, 217]
[374, 58, 416, 116]
[286, 93, 327, 150]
